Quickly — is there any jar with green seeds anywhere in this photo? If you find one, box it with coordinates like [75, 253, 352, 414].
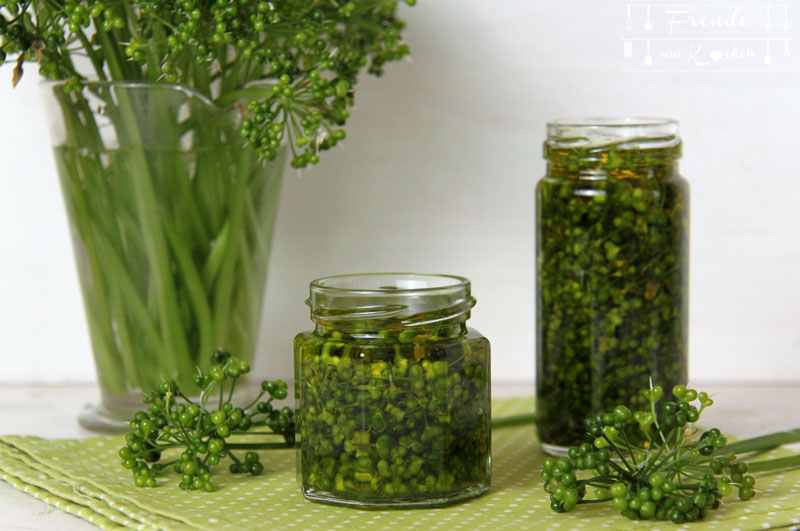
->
[294, 273, 491, 507]
[536, 118, 689, 453]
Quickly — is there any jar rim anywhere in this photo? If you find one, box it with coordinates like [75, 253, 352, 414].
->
[310, 273, 470, 295]
[547, 117, 677, 128]
[307, 273, 475, 327]
[545, 117, 680, 151]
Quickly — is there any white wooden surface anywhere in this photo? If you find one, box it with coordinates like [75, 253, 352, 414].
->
[1, 382, 799, 530]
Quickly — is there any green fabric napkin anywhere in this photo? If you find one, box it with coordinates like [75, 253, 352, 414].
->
[1, 397, 799, 530]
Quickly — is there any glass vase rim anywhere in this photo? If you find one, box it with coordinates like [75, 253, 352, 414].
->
[39, 79, 218, 108]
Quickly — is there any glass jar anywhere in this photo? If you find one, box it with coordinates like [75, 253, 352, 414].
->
[294, 273, 491, 507]
[536, 118, 689, 453]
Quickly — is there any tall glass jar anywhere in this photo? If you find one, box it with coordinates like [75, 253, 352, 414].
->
[536, 118, 689, 453]
[294, 273, 491, 507]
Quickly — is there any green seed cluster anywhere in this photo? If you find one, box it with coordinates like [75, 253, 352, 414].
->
[542, 385, 757, 524]
[119, 351, 295, 491]
[295, 326, 491, 503]
[240, 73, 348, 164]
[1, 0, 415, 166]
[536, 145, 689, 447]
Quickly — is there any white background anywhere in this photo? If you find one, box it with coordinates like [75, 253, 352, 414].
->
[1, 1, 798, 385]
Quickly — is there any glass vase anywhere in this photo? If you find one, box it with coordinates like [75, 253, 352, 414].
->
[41, 81, 285, 431]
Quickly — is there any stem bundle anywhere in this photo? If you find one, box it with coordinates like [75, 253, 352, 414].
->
[47, 80, 285, 394]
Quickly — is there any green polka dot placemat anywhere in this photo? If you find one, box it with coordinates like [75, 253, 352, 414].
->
[1, 397, 799, 530]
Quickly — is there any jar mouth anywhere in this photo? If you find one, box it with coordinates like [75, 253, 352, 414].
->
[311, 273, 469, 294]
[308, 273, 475, 328]
[548, 117, 676, 128]
[545, 117, 680, 151]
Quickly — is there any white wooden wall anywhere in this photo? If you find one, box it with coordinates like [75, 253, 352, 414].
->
[1, 1, 798, 383]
